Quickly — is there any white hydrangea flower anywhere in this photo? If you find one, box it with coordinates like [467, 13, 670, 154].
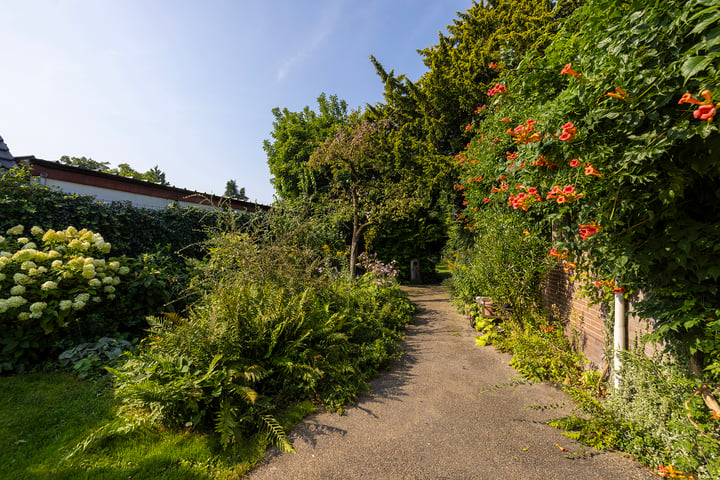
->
[108, 261, 120, 271]
[6, 225, 24, 235]
[47, 250, 61, 259]
[17, 237, 29, 245]
[82, 266, 96, 279]
[102, 243, 111, 254]
[68, 239, 81, 249]
[75, 293, 90, 303]
[112, 276, 121, 285]
[29, 302, 47, 313]
[118, 266, 130, 275]
[0, 251, 11, 258]
[12, 249, 36, 262]
[21, 242, 38, 250]
[7, 296, 27, 308]
[102, 275, 114, 284]
[51, 260, 63, 268]
[0, 235, 5, 243]
[72, 301, 86, 310]
[59, 300, 72, 310]
[65, 226, 77, 236]
[30, 226, 44, 237]
[10, 285, 26, 295]
[20, 261, 37, 271]
[93, 259, 106, 267]
[92, 296, 101, 303]
[81, 241, 91, 250]
[18, 312, 31, 321]
[88, 278, 102, 288]
[0, 299, 7, 313]
[0, 273, 5, 282]
[41, 281, 58, 290]
[107, 293, 116, 300]
[103, 285, 115, 294]
[13, 273, 30, 285]
[33, 251, 50, 263]
[83, 257, 95, 265]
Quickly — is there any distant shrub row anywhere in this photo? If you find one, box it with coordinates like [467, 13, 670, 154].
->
[0, 166, 255, 260]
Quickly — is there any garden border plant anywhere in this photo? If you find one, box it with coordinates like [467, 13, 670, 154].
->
[446, 0, 720, 477]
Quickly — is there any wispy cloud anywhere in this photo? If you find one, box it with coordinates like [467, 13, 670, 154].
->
[276, 2, 343, 82]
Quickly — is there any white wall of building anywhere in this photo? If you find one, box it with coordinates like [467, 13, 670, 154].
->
[46, 179, 217, 210]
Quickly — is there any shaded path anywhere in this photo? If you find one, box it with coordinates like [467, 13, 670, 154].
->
[248, 285, 652, 479]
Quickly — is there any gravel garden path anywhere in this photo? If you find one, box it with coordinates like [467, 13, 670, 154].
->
[248, 284, 653, 479]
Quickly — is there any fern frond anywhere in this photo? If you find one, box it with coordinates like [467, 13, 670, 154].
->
[260, 414, 295, 453]
[215, 400, 238, 449]
[233, 385, 259, 404]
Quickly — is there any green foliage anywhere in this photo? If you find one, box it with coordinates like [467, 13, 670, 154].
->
[310, 118, 429, 276]
[264, 93, 350, 199]
[58, 337, 132, 379]
[106, 215, 414, 452]
[60, 155, 170, 185]
[0, 225, 134, 372]
[445, 207, 553, 319]
[450, 0, 720, 474]
[454, 0, 720, 372]
[0, 372, 290, 479]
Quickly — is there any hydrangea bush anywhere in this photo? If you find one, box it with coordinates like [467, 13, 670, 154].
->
[0, 224, 131, 372]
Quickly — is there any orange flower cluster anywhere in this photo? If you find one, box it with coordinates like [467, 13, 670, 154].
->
[579, 222, 600, 240]
[558, 122, 577, 142]
[487, 84, 507, 96]
[546, 185, 584, 204]
[560, 63, 581, 78]
[507, 119, 542, 144]
[508, 190, 542, 211]
[678, 89, 717, 122]
[595, 279, 625, 294]
[549, 248, 569, 260]
[569, 158, 602, 177]
[532, 155, 559, 169]
[604, 87, 628, 100]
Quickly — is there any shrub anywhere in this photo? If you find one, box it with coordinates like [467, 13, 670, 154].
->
[105, 223, 414, 452]
[0, 225, 132, 372]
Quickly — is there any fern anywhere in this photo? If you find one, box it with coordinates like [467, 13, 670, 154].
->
[215, 400, 239, 449]
[260, 414, 295, 453]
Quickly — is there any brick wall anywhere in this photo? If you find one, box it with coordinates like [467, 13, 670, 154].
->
[541, 266, 657, 370]
[542, 266, 608, 369]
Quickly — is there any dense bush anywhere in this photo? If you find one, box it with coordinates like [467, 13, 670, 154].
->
[446, 206, 553, 318]
[0, 222, 195, 373]
[0, 225, 133, 372]
[448, 0, 720, 476]
[106, 216, 415, 452]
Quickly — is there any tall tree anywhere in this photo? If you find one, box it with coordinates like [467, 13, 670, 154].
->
[309, 119, 424, 277]
[264, 93, 350, 199]
[224, 180, 248, 200]
[224, 179, 239, 198]
[144, 165, 168, 185]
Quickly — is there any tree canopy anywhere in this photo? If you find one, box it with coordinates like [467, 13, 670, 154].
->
[264, 93, 350, 199]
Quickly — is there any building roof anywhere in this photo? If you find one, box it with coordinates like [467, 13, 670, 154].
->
[20, 157, 270, 212]
[0, 135, 14, 167]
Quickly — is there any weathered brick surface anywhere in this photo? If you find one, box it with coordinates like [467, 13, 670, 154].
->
[541, 266, 656, 369]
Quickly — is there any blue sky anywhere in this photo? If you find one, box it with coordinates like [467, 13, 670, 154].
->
[2, 0, 473, 204]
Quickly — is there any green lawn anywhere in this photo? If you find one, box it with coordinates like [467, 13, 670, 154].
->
[0, 373, 311, 480]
